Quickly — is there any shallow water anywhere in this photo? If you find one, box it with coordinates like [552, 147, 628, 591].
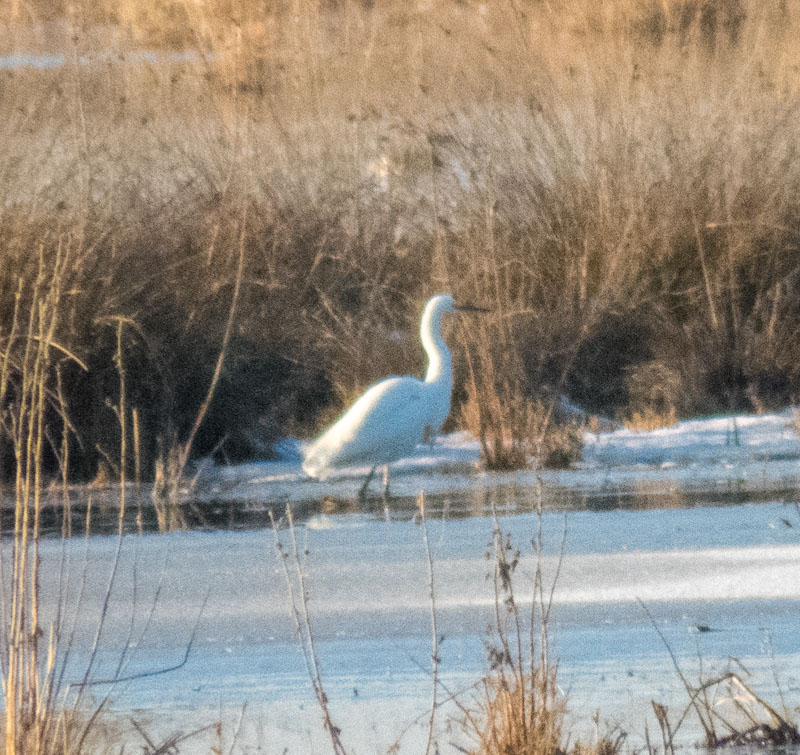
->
[21, 466, 800, 537]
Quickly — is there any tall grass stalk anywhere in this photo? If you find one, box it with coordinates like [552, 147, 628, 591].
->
[271, 509, 346, 755]
[0, 240, 76, 753]
[469, 489, 568, 755]
[112, 317, 129, 536]
[151, 204, 247, 531]
[0, 237, 153, 753]
[417, 492, 439, 755]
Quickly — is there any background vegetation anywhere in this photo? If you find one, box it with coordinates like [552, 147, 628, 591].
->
[2, 0, 800, 476]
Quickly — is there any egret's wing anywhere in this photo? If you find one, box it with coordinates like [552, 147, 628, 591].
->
[303, 377, 427, 476]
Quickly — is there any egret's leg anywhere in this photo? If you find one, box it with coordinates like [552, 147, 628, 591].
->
[382, 464, 391, 499]
[359, 466, 376, 503]
[382, 465, 391, 520]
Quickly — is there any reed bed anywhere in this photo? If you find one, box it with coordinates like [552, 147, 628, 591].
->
[0, 240, 89, 753]
[2, 0, 800, 474]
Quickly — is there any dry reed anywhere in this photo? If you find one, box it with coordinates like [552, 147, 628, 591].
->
[0, 230, 209, 749]
[466, 488, 567, 755]
[0, 239, 84, 753]
[4, 1, 800, 469]
[641, 597, 800, 752]
[270, 508, 346, 755]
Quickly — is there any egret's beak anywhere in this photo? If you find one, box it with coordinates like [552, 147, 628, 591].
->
[455, 304, 490, 313]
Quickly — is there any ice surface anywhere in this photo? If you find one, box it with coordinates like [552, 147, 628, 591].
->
[23, 411, 800, 752]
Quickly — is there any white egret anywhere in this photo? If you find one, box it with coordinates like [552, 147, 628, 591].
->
[303, 293, 486, 500]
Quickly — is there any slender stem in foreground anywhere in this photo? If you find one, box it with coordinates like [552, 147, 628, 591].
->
[115, 317, 127, 536]
[270, 509, 346, 755]
[418, 492, 439, 755]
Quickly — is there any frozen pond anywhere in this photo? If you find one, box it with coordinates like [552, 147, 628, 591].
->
[0, 49, 209, 71]
[23, 411, 800, 752]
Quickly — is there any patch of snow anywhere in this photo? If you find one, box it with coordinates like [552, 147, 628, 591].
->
[195, 410, 800, 509]
[584, 409, 800, 467]
[305, 514, 338, 530]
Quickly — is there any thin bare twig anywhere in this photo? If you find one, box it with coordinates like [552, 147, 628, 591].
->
[72, 585, 210, 687]
[270, 509, 346, 755]
[418, 492, 440, 755]
[176, 205, 247, 480]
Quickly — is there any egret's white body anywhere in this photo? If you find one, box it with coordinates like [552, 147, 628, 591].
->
[303, 294, 472, 497]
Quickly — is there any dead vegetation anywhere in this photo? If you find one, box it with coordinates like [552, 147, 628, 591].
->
[0, 243, 217, 751]
[640, 598, 800, 754]
[2, 1, 800, 745]
[649, 669, 800, 752]
[0, 241, 79, 753]
[467, 505, 569, 755]
[1, 1, 800, 474]
[462, 491, 624, 755]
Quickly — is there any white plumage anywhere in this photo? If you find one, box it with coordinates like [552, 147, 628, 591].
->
[303, 293, 482, 499]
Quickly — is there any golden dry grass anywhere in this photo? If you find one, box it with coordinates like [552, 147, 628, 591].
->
[2, 0, 800, 470]
[474, 666, 567, 755]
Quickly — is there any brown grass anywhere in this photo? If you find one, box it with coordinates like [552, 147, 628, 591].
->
[466, 495, 565, 754]
[0, 240, 101, 753]
[475, 664, 567, 755]
[468, 496, 624, 755]
[2, 0, 800, 473]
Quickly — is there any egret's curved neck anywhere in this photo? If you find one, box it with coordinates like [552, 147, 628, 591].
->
[421, 305, 452, 387]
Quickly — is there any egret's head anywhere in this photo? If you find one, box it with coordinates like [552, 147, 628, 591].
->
[422, 294, 489, 319]
[420, 294, 488, 345]
[426, 293, 456, 316]
[424, 293, 489, 318]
